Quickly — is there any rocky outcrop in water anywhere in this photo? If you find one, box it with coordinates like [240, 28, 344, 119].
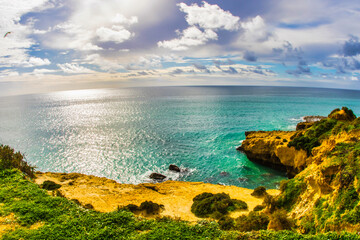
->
[149, 173, 167, 181]
[239, 131, 308, 178]
[239, 107, 360, 232]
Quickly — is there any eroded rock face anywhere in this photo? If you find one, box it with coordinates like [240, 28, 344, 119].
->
[239, 131, 308, 178]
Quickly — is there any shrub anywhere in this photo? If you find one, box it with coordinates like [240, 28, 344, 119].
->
[235, 211, 269, 232]
[288, 118, 338, 156]
[262, 194, 277, 213]
[218, 216, 234, 230]
[139, 201, 164, 215]
[276, 179, 306, 210]
[269, 209, 293, 230]
[0, 144, 35, 177]
[84, 203, 94, 210]
[124, 204, 139, 212]
[328, 107, 356, 121]
[41, 180, 61, 190]
[191, 192, 248, 219]
[251, 186, 267, 197]
[253, 205, 265, 211]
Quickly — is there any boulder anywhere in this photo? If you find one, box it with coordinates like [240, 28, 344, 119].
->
[149, 173, 167, 181]
[169, 164, 181, 172]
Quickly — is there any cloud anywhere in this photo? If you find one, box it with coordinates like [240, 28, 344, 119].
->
[243, 51, 257, 62]
[159, 1, 240, 50]
[45, 10, 138, 51]
[222, 66, 238, 74]
[33, 68, 56, 74]
[84, 54, 124, 72]
[158, 26, 217, 51]
[112, 14, 138, 25]
[241, 15, 270, 42]
[343, 36, 360, 57]
[28, 57, 51, 67]
[286, 62, 311, 76]
[171, 68, 184, 74]
[96, 26, 134, 43]
[178, 1, 240, 31]
[351, 76, 359, 81]
[193, 63, 211, 73]
[57, 63, 93, 74]
[0, 69, 20, 78]
[0, 0, 49, 68]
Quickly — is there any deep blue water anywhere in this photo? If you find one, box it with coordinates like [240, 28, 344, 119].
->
[1, 86, 360, 189]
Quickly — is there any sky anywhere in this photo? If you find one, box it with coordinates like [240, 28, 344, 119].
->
[1, 0, 360, 96]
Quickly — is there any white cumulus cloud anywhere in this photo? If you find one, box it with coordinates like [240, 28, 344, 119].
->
[159, 1, 239, 51]
[0, 0, 49, 67]
[57, 63, 93, 74]
[28, 57, 51, 67]
[178, 1, 240, 31]
[158, 26, 217, 51]
[96, 26, 134, 43]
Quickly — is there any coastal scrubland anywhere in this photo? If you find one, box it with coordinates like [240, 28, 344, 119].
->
[1, 107, 360, 239]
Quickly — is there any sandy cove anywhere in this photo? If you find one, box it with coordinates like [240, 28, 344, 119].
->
[35, 172, 279, 222]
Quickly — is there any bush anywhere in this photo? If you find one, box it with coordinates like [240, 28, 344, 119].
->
[191, 192, 248, 219]
[276, 179, 306, 210]
[251, 186, 267, 197]
[139, 201, 164, 215]
[253, 205, 265, 212]
[41, 180, 61, 190]
[218, 216, 234, 230]
[288, 118, 338, 156]
[235, 211, 269, 232]
[328, 107, 356, 121]
[268, 209, 293, 230]
[0, 144, 35, 177]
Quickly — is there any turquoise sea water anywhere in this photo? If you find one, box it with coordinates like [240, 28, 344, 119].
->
[1, 86, 360, 189]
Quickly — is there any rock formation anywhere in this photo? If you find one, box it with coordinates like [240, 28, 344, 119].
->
[239, 107, 360, 232]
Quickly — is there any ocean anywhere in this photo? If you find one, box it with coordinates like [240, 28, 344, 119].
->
[1, 86, 360, 189]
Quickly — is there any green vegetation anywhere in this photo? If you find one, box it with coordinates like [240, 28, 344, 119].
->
[251, 186, 267, 197]
[235, 211, 269, 232]
[0, 144, 34, 178]
[253, 205, 265, 212]
[288, 118, 337, 156]
[191, 192, 247, 219]
[0, 168, 227, 239]
[124, 201, 164, 215]
[328, 107, 356, 121]
[269, 209, 294, 230]
[2, 168, 355, 239]
[276, 178, 307, 211]
[41, 180, 61, 191]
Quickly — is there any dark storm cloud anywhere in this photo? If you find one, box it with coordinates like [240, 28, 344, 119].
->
[243, 51, 257, 62]
[286, 63, 311, 76]
[343, 36, 360, 57]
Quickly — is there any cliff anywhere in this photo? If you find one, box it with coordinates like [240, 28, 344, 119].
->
[239, 131, 308, 178]
[239, 107, 360, 233]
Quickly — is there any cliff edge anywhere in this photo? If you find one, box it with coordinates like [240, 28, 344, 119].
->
[239, 107, 360, 233]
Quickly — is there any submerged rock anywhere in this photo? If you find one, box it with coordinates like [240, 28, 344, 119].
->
[149, 173, 167, 181]
[169, 164, 181, 172]
[220, 171, 229, 176]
